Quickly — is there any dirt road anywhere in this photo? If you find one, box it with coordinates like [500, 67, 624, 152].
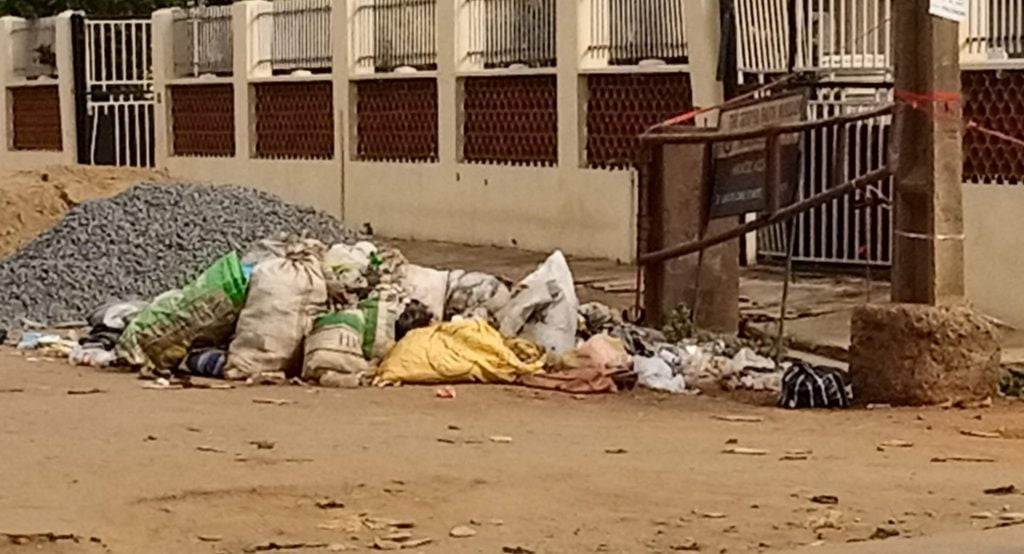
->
[1, 350, 1023, 554]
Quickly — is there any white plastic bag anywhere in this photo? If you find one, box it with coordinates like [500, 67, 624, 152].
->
[400, 264, 448, 321]
[634, 355, 686, 394]
[495, 251, 579, 354]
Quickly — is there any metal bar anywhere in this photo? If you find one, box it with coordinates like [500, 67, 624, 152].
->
[642, 104, 895, 144]
[639, 166, 894, 265]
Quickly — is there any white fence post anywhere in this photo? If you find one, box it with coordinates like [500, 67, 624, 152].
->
[333, 0, 349, 216]
[0, 17, 17, 157]
[557, 0, 582, 168]
[437, 0, 458, 165]
[235, 1, 261, 159]
[683, 0, 723, 125]
[152, 8, 180, 168]
[54, 12, 77, 163]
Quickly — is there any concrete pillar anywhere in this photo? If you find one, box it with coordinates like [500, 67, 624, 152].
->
[236, 2, 268, 159]
[436, 0, 458, 166]
[683, 0, 724, 127]
[53, 12, 78, 163]
[0, 17, 17, 155]
[891, 0, 965, 305]
[332, 0, 350, 216]
[151, 8, 181, 168]
[556, 0, 581, 169]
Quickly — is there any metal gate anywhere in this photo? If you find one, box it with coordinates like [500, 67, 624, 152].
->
[75, 17, 155, 167]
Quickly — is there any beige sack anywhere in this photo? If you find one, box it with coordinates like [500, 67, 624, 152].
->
[303, 311, 370, 384]
[226, 238, 328, 379]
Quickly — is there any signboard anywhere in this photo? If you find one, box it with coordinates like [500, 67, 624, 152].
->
[929, 0, 968, 22]
[710, 93, 806, 219]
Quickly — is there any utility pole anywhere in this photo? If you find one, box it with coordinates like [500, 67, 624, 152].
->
[891, 0, 965, 305]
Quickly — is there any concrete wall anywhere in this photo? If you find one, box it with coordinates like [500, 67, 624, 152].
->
[151, 0, 722, 262]
[964, 183, 1024, 328]
[0, 13, 77, 170]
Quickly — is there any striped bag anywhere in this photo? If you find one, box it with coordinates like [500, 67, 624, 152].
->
[779, 362, 852, 409]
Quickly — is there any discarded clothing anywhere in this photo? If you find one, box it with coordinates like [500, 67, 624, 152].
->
[518, 367, 622, 394]
[183, 347, 228, 378]
[87, 300, 148, 331]
[779, 362, 852, 409]
[376, 319, 543, 385]
[79, 325, 122, 351]
[445, 271, 511, 321]
[395, 300, 433, 342]
[532, 334, 637, 394]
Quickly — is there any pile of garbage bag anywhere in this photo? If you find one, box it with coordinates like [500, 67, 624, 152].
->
[11, 233, 805, 399]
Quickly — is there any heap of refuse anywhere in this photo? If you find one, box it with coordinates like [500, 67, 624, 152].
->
[6, 185, 851, 406]
[0, 183, 357, 327]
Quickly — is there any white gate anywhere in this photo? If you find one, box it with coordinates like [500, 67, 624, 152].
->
[83, 19, 155, 167]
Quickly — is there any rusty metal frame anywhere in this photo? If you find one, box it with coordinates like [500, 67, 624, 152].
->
[635, 103, 901, 266]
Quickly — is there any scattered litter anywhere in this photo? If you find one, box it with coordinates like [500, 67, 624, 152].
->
[252, 398, 295, 406]
[807, 509, 843, 531]
[725, 438, 739, 445]
[66, 388, 106, 395]
[197, 535, 223, 542]
[315, 499, 346, 510]
[810, 495, 839, 505]
[634, 354, 686, 394]
[502, 547, 536, 554]
[436, 386, 457, 399]
[971, 511, 995, 520]
[449, 525, 477, 538]
[866, 403, 892, 410]
[196, 445, 225, 454]
[960, 429, 1002, 439]
[931, 455, 996, 463]
[877, 440, 914, 449]
[712, 415, 764, 423]
[869, 526, 900, 540]
[249, 440, 276, 450]
[0, 388, 24, 394]
[694, 510, 727, 519]
[984, 485, 1018, 496]
[722, 447, 768, 456]
[243, 540, 328, 552]
[142, 378, 182, 390]
[604, 448, 628, 455]
[490, 435, 514, 444]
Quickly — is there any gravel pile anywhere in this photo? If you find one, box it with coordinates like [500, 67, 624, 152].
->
[0, 182, 358, 327]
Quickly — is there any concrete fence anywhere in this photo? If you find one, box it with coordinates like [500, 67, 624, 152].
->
[0, 0, 724, 262]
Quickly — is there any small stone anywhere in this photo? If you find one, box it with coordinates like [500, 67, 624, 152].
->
[670, 538, 700, 551]
[449, 525, 477, 538]
[810, 495, 839, 505]
[869, 526, 900, 540]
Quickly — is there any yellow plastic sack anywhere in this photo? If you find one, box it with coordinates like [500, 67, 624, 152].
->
[376, 320, 543, 384]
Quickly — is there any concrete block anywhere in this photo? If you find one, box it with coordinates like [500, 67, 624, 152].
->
[850, 303, 1000, 406]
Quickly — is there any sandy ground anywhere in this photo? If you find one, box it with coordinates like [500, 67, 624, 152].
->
[3, 351, 1024, 554]
[0, 166, 165, 256]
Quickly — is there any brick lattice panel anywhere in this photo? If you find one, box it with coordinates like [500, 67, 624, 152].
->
[963, 70, 1024, 184]
[462, 75, 558, 166]
[355, 78, 438, 162]
[9, 85, 62, 151]
[254, 81, 334, 160]
[585, 73, 693, 168]
[170, 84, 235, 157]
